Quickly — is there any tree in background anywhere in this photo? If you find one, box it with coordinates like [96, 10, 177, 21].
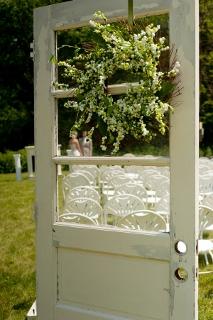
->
[0, 0, 66, 151]
[200, 0, 213, 148]
[0, 0, 212, 152]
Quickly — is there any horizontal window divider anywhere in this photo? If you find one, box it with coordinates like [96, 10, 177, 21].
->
[52, 88, 76, 98]
[51, 82, 139, 99]
[53, 156, 170, 166]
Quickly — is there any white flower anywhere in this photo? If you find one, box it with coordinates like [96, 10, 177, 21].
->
[173, 61, 181, 73]
[99, 75, 105, 85]
[141, 36, 147, 45]
[175, 61, 180, 68]
[89, 20, 96, 27]
[100, 145, 107, 151]
[133, 34, 139, 41]
[159, 37, 165, 44]
[151, 44, 157, 54]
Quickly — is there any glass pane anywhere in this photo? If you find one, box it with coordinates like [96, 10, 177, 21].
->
[56, 14, 174, 157]
[57, 162, 170, 232]
[56, 14, 172, 231]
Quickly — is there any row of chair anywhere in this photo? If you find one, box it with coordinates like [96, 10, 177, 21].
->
[59, 164, 213, 264]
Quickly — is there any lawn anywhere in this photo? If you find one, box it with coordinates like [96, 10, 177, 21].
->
[0, 173, 35, 320]
[0, 173, 212, 320]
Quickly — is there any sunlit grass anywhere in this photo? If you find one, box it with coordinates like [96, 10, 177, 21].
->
[0, 172, 212, 319]
[0, 173, 35, 320]
[199, 270, 213, 320]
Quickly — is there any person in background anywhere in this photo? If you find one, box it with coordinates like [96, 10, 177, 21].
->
[79, 131, 93, 156]
[68, 131, 83, 156]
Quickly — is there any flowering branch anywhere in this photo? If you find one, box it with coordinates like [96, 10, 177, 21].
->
[57, 11, 180, 153]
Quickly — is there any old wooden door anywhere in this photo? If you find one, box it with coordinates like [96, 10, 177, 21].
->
[34, 1, 199, 319]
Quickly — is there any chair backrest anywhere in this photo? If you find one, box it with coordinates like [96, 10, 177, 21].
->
[104, 194, 145, 218]
[116, 210, 167, 232]
[59, 212, 98, 225]
[155, 196, 170, 213]
[65, 186, 100, 204]
[124, 165, 143, 175]
[108, 175, 133, 188]
[202, 192, 213, 209]
[115, 182, 147, 198]
[64, 197, 103, 220]
[62, 172, 91, 198]
[155, 166, 170, 178]
[72, 165, 99, 179]
[76, 170, 96, 185]
[100, 168, 124, 185]
[139, 169, 160, 189]
[199, 174, 213, 194]
[199, 165, 211, 175]
[148, 174, 169, 192]
[155, 180, 170, 198]
[199, 157, 213, 173]
[72, 165, 100, 186]
[199, 205, 213, 238]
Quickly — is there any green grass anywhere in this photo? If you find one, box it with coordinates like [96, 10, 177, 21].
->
[0, 173, 212, 319]
[0, 173, 35, 320]
[199, 272, 213, 320]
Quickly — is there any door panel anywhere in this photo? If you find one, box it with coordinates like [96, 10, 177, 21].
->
[58, 249, 169, 319]
[34, 1, 199, 319]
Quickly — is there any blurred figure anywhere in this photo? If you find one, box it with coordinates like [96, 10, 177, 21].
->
[69, 131, 83, 156]
[79, 131, 93, 156]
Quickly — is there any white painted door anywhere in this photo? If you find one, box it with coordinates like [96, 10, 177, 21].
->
[34, 1, 199, 319]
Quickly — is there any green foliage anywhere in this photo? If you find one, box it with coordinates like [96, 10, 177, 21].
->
[0, 0, 34, 151]
[57, 12, 180, 153]
[200, 146, 213, 158]
[0, 149, 27, 173]
[200, 0, 213, 147]
[0, 0, 66, 152]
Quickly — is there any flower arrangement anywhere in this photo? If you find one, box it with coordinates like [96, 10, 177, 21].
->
[57, 11, 180, 154]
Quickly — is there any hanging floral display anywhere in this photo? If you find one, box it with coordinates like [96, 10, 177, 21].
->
[57, 11, 180, 153]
